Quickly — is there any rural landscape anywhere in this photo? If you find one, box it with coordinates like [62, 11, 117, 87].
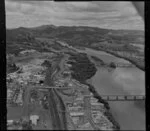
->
[6, 1, 145, 130]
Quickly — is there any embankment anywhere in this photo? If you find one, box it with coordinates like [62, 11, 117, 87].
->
[91, 48, 145, 71]
[84, 82, 120, 130]
[67, 53, 120, 130]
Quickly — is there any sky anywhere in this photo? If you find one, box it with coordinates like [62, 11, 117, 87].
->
[5, 0, 144, 30]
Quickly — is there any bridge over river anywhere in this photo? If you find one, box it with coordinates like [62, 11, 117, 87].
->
[115, 63, 135, 68]
[84, 95, 145, 101]
[111, 63, 135, 68]
[37, 87, 145, 101]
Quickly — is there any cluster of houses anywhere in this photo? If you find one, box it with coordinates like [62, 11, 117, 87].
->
[7, 115, 40, 130]
[58, 74, 114, 130]
[7, 58, 46, 107]
[7, 49, 115, 130]
[7, 81, 24, 106]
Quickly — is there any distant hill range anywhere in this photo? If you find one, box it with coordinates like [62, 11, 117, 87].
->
[6, 25, 144, 45]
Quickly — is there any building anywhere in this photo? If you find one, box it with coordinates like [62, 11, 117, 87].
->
[30, 115, 39, 125]
[75, 97, 84, 101]
[7, 120, 14, 126]
[16, 93, 23, 105]
[91, 102, 104, 106]
[90, 97, 98, 103]
[65, 63, 72, 68]
[78, 122, 93, 130]
[7, 89, 13, 98]
[91, 104, 104, 110]
[71, 117, 79, 125]
[63, 71, 71, 76]
[20, 49, 36, 55]
[68, 106, 83, 112]
[90, 92, 94, 96]
[68, 83, 73, 87]
[73, 100, 84, 106]
[70, 112, 84, 117]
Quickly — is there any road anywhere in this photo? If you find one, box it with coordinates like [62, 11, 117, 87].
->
[22, 86, 32, 117]
[48, 88, 62, 130]
[44, 55, 68, 130]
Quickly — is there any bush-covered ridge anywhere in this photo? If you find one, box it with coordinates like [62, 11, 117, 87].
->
[67, 53, 97, 82]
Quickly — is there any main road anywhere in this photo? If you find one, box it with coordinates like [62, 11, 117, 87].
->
[44, 55, 68, 130]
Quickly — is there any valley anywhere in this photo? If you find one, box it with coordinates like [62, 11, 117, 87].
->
[6, 25, 145, 130]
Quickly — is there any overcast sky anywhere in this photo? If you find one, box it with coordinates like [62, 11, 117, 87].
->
[6, 0, 144, 30]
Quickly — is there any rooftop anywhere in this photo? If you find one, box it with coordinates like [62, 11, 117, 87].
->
[70, 112, 84, 116]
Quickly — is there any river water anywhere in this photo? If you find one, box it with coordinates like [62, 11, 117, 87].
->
[58, 41, 145, 130]
[84, 48, 145, 130]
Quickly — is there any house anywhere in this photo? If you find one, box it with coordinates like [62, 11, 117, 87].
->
[90, 97, 98, 103]
[68, 106, 83, 112]
[91, 102, 104, 106]
[63, 71, 71, 75]
[20, 49, 36, 55]
[7, 120, 13, 126]
[30, 115, 39, 125]
[70, 112, 84, 117]
[65, 63, 72, 68]
[75, 97, 84, 101]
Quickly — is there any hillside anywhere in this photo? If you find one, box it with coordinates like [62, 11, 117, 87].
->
[6, 25, 145, 70]
[6, 25, 144, 44]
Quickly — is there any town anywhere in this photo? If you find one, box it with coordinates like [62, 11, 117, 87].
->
[7, 49, 119, 130]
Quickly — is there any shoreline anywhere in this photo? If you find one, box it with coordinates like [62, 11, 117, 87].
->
[83, 80, 120, 130]
[58, 41, 144, 71]
[67, 42, 144, 71]
[67, 51, 120, 130]
[103, 50, 144, 71]
[89, 47, 145, 71]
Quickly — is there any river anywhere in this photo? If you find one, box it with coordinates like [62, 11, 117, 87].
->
[85, 48, 145, 130]
[58, 41, 145, 130]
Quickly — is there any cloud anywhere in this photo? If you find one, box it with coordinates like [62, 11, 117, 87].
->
[5, 0, 144, 30]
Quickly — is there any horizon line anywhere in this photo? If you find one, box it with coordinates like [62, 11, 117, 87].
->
[6, 24, 145, 31]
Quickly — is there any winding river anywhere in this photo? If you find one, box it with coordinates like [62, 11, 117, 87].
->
[58, 41, 145, 130]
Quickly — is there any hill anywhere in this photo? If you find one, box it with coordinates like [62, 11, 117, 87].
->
[6, 25, 145, 70]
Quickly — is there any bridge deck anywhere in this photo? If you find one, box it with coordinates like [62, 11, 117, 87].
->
[37, 87, 145, 101]
[84, 95, 145, 101]
[114, 63, 135, 68]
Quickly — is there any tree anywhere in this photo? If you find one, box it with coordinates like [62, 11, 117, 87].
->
[22, 121, 32, 130]
[109, 62, 116, 68]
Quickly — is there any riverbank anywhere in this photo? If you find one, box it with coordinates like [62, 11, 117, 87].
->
[89, 47, 144, 71]
[90, 66, 145, 130]
[83, 81, 120, 130]
[57, 41, 144, 71]
[67, 53, 120, 130]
